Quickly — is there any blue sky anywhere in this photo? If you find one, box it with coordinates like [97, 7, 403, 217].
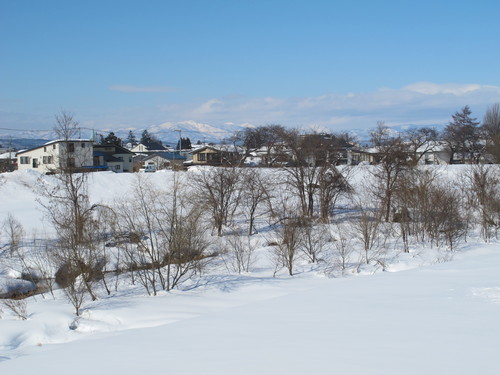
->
[1, 0, 500, 135]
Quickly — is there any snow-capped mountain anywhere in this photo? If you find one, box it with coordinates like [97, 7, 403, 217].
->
[0, 121, 255, 148]
[146, 120, 254, 144]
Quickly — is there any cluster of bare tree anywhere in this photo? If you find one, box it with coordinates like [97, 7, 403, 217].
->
[1, 109, 500, 317]
[226, 104, 499, 168]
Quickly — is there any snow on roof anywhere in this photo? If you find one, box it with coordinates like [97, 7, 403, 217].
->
[191, 145, 243, 154]
[416, 141, 449, 153]
[44, 139, 93, 145]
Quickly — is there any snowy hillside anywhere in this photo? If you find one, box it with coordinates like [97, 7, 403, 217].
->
[0, 166, 499, 374]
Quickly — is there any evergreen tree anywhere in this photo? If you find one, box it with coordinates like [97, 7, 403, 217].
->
[176, 137, 192, 150]
[141, 130, 153, 145]
[140, 129, 164, 150]
[125, 130, 138, 146]
[443, 106, 482, 163]
[101, 132, 122, 146]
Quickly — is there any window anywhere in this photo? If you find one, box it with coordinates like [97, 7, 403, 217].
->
[115, 165, 121, 171]
[43, 156, 53, 164]
[68, 143, 75, 153]
[207, 153, 221, 162]
[81, 143, 86, 148]
[32, 158, 38, 168]
[44, 146, 47, 152]
[52, 144, 56, 150]
[20, 156, 30, 164]
[198, 153, 206, 161]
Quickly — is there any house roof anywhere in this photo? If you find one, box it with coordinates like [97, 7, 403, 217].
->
[93, 143, 135, 154]
[416, 141, 449, 153]
[191, 145, 242, 154]
[16, 139, 93, 155]
[132, 141, 167, 151]
[144, 152, 186, 161]
[93, 151, 123, 162]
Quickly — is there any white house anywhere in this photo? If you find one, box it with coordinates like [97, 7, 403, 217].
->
[130, 142, 168, 153]
[17, 139, 94, 173]
[416, 141, 451, 165]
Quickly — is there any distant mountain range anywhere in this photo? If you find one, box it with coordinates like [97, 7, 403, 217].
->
[0, 121, 253, 149]
[0, 138, 49, 151]
[144, 120, 254, 145]
[0, 121, 444, 150]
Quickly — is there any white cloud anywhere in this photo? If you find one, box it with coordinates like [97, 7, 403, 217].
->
[403, 82, 482, 95]
[173, 82, 500, 131]
[192, 99, 224, 115]
[46, 82, 500, 135]
[109, 85, 176, 93]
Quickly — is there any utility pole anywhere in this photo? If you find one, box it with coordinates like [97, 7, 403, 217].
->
[8, 136, 13, 172]
[174, 129, 182, 154]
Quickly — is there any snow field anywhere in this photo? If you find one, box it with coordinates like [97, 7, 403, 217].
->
[0, 166, 499, 374]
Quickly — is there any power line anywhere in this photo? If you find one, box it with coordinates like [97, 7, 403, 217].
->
[0, 127, 52, 132]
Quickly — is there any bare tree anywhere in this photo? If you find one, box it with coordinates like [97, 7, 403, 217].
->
[37, 169, 102, 301]
[464, 165, 500, 241]
[482, 103, 500, 163]
[370, 122, 411, 222]
[54, 110, 80, 141]
[221, 235, 256, 274]
[36, 114, 102, 302]
[425, 184, 467, 251]
[317, 165, 353, 222]
[232, 124, 288, 167]
[403, 127, 438, 166]
[392, 168, 438, 245]
[301, 221, 331, 263]
[2, 299, 28, 320]
[30, 236, 57, 299]
[240, 169, 272, 235]
[3, 213, 24, 256]
[1, 215, 43, 296]
[282, 131, 348, 218]
[117, 177, 168, 295]
[273, 217, 304, 276]
[117, 174, 210, 294]
[482, 103, 500, 140]
[353, 208, 382, 264]
[329, 223, 353, 276]
[191, 167, 242, 236]
[268, 192, 305, 276]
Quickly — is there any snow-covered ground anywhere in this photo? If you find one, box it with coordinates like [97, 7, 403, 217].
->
[0, 167, 499, 374]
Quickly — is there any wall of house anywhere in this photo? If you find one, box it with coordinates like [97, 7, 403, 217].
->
[17, 146, 58, 173]
[57, 141, 93, 170]
[131, 144, 148, 153]
[17, 141, 93, 173]
[193, 149, 223, 164]
[114, 153, 133, 172]
[107, 161, 124, 172]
